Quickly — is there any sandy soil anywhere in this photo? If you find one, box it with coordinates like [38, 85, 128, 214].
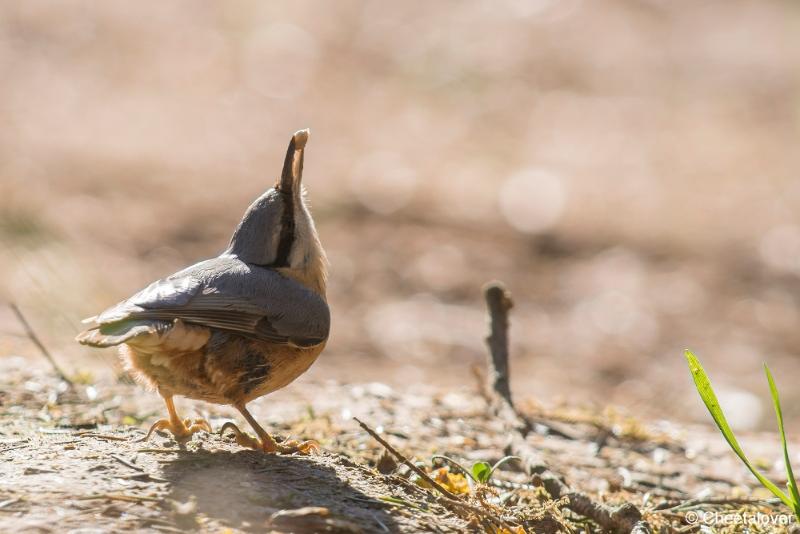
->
[1, 356, 795, 533]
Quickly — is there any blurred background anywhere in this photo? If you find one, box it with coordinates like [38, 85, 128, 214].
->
[1, 0, 799, 432]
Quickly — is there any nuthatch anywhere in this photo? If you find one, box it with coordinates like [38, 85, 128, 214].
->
[77, 129, 329, 453]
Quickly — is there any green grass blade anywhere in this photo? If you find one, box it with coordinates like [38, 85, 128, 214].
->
[685, 350, 793, 507]
[764, 364, 800, 512]
[488, 456, 521, 482]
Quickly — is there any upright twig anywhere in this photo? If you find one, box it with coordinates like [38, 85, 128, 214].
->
[483, 283, 575, 442]
[482, 281, 547, 470]
[481, 282, 654, 534]
[9, 303, 74, 387]
[484, 283, 514, 408]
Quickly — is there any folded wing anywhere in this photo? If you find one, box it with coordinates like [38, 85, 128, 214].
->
[78, 256, 330, 348]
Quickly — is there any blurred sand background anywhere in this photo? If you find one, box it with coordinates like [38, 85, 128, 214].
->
[1, 0, 800, 432]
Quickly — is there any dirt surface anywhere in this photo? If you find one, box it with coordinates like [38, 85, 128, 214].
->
[2, 357, 796, 533]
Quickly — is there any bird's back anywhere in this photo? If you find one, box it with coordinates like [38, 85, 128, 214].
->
[77, 255, 330, 404]
[79, 255, 329, 349]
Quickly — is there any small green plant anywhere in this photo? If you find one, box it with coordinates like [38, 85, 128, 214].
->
[685, 349, 800, 520]
[432, 455, 520, 486]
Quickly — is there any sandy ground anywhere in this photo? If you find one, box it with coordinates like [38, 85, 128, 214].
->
[1, 356, 796, 533]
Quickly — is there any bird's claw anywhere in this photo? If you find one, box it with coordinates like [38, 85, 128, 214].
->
[220, 422, 319, 455]
[276, 438, 320, 455]
[183, 418, 212, 434]
[140, 417, 212, 443]
[220, 422, 262, 449]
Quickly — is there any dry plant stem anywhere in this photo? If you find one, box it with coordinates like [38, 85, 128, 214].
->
[109, 453, 144, 472]
[483, 282, 546, 472]
[484, 283, 514, 408]
[482, 281, 654, 534]
[536, 473, 653, 533]
[354, 417, 513, 530]
[483, 284, 576, 444]
[91, 435, 128, 442]
[354, 417, 458, 500]
[9, 303, 74, 387]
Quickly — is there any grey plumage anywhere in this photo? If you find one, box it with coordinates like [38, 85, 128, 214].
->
[226, 188, 286, 267]
[78, 255, 330, 348]
[226, 132, 304, 267]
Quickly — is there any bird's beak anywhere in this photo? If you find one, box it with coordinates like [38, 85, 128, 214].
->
[277, 129, 309, 194]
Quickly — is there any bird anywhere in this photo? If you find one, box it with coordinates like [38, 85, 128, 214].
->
[76, 129, 329, 454]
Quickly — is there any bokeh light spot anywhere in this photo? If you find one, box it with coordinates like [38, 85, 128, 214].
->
[499, 168, 566, 233]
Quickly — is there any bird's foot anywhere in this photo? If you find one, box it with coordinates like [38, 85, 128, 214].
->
[274, 438, 320, 455]
[220, 422, 319, 454]
[141, 417, 212, 443]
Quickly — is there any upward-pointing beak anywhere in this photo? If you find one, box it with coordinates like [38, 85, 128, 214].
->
[278, 129, 309, 194]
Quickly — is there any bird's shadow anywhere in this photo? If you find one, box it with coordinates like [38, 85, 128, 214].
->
[159, 447, 397, 532]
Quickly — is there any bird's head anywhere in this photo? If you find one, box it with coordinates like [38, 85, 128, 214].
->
[226, 129, 327, 294]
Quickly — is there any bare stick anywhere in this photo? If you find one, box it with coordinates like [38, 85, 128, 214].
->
[9, 303, 74, 387]
[354, 417, 457, 500]
[536, 472, 652, 533]
[484, 282, 514, 407]
[481, 282, 653, 534]
[355, 417, 513, 530]
[483, 282, 572, 438]
[109, 453, 145, 472]
[483, 281, 547, 472]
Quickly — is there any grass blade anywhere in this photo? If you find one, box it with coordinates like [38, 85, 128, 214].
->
[764, 364, 800, 514]
[488, 456, 521, 482]
[685, 350, 793, 507]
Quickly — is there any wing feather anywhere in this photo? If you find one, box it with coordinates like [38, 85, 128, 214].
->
[89, 256, 329, 347]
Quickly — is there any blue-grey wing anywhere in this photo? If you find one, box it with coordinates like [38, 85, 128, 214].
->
[91, 256, 329, 347]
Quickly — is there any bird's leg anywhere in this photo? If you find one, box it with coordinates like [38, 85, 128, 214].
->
[220, 403, 318, 454]
[141, 395, 212, 443]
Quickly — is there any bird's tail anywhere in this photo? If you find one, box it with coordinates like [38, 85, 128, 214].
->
[75, 320, 166, 348]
